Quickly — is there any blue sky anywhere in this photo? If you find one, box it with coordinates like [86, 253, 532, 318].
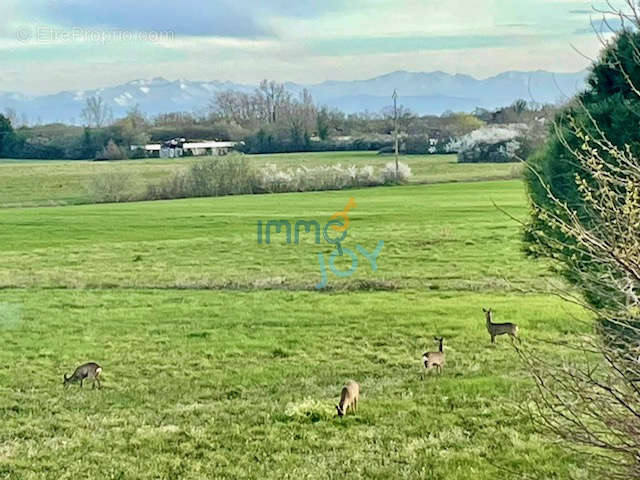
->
[0, 0, 623, 93]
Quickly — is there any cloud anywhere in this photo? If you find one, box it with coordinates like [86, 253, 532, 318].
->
[39, 0, 272, 37]
[306, 34, 539, 56]
[245, 0, 355, 18]
[0, 41, 182, 64]
[26, 0, 357, 38]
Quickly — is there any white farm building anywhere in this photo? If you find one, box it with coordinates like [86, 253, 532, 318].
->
[132, 138, 239, 158]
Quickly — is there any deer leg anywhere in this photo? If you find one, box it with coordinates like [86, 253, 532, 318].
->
[491, 335, 495, 344]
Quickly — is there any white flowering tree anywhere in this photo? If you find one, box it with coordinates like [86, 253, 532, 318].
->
[453, 124, 526, 163]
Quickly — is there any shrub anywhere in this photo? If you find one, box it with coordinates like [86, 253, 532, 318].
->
[188, 156, 257, 196]
[379, 162, 412, 184]
[144, 171, 190, 200]
[129, 147, 148, 159]
[141, 157, 413, 201]
[258, 163, 388, 193]
[144, 154, 258, 200]
[259, 163, 294, 193]
[86, 172, 132, 203]
[403, 136, 429, 154]
[96, 139, 127, 161]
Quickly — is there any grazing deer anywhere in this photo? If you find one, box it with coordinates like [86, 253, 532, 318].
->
[63, 362, 102, 389]
[335, 381, 359, 417]
[483, 308, 518, 344]
[422, 337, 445, 378]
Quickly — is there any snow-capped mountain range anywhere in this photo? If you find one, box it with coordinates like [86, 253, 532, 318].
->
[0, 70, 588, 125]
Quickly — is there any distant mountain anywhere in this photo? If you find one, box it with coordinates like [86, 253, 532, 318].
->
[289, 70, 587, 111]
[0, 70, 588, 125]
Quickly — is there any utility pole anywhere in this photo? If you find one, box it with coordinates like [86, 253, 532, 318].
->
[392, 89, 399, 181]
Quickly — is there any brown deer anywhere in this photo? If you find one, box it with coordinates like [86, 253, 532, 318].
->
[63, 362, 102, 389]
[336, 381, 359, 417]
[483, 308, 518, 344]
[422, 337, 445, 378]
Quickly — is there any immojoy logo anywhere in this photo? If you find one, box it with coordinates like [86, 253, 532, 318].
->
[257, 198, 384, 289]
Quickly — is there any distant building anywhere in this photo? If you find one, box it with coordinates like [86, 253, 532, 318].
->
[182, 141, 238, 157]
[131, 138, 239, 158]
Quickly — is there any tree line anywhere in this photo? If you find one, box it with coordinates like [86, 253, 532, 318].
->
[0, 79, 554, 160]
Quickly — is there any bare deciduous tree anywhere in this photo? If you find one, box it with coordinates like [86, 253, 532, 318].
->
[210, 81, 317, 147]
[256, 79, 291, 124]
[381, 104, 415, 135]
[82, 96, 112, 128]
[210, 90, 260, 125]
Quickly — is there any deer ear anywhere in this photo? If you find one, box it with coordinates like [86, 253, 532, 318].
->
[482, 308, 487, 312]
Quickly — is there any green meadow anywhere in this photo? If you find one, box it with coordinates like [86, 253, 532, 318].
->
[0, 153, 591, 479]
[0, 152, 520, 207]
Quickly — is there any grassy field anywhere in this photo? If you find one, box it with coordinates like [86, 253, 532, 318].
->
[0, 160, 591, 478]
[0, 181, 548, 292]
[0, 152, 521, 208]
